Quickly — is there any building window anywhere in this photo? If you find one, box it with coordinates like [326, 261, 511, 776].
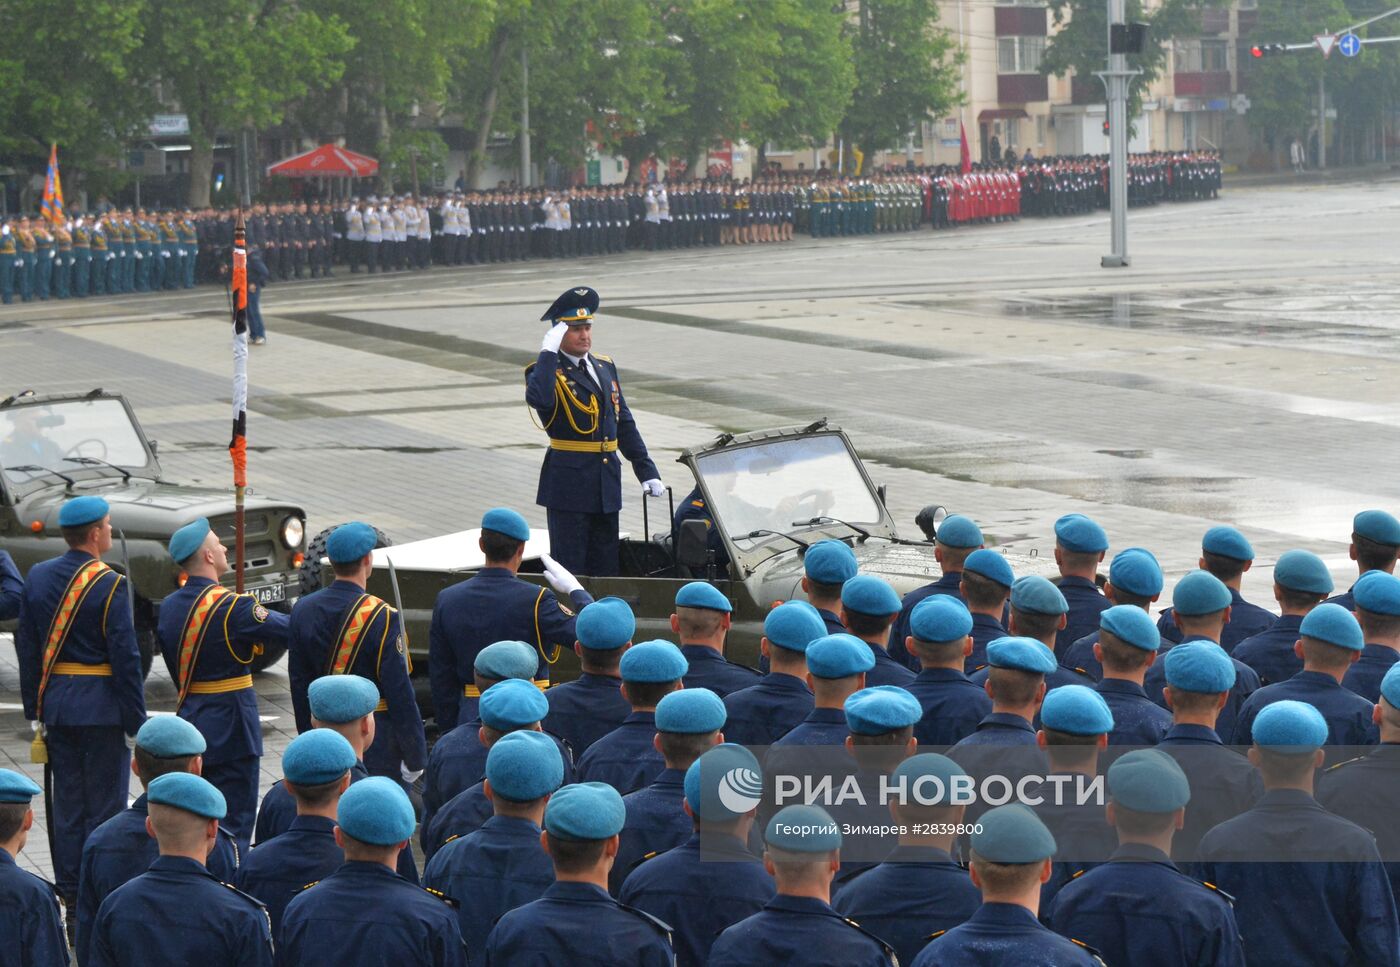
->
[996, 0, 1046, 6]
[998, 35, 1046, 74]
[1174, 38, 1229, 72]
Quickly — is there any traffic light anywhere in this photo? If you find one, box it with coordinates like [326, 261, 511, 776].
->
[1250, 43, 1286, 57]
[1102, 120, 1110, 136]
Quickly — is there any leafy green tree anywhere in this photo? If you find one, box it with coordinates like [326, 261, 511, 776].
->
[1240, 0, 1349, 164]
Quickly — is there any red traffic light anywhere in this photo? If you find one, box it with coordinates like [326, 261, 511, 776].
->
[1250, 45, 1264, 58]
[1102, 121, 1110, 135]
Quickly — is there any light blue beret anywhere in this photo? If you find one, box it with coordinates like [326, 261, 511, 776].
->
[986, 637, 1058, 674]
[656, 688, 726, 734]
[308, 674, 380, 724]
[1202, 526, 1254, 561]
[1381, 664, 1400, 709]
[764, 601, 827, 654]
[1011, 575, 1068, 616]
[325, 521, 377, 564]
[620, 640, 688, 683]
[337, 776, 416, 845]
[972, 804, 1056, 863]
[686, 744, 762, 822]
[1355, 571, 1400, 616]
[136, 715, 207, 758]
[1163, 641, 1236, 694]
[765, 804, 842, 853]
[480, 678, 549, 729]
[1107, 749, 1190, 813]
[1299, 602, 1364, 652]
[1109, 547, 1163, 597]
[575, 597, 635, 650]
[805, 634, 876, 679]
[474, 641, 540, 681]
[1274, 550, 1334, 595]
[148, 772, 226, 820]
[486, 730, 564, 802]
[804, 539, 857, 584]
[676, 581, 733, 613]
[1040, 684, 1114, 736]
[1055, 513, 1108, 554]
[58, 495, 109, 527]
[283, 729, 357, 785]
[936, 514, 983, 549]
[891, 753, 968, 798]
[481, 507, 530, 542]
[1355, 509, 1400, 547]
[910, 596, 973, 644]
[0, 768, 42, 804]
[1252, 700, 1328, 752]
[963, 549, 1015, 588]
[1172, 570, 1232, 616]
[545, 782, 626, 840]
[844, 685, 923, 735]
[841, 574, 901, 616]
[168, 518, 211, 564]
[1099, 605, 1160, 652]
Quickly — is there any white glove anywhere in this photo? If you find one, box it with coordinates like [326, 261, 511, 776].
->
[540, 553, 584, 597]
[541, 321, 568, 354]
[400, 765, 425, 785]
[643, 479, 665, 498]
[123, 733, 135, 751]
[30, 721, 45, 739]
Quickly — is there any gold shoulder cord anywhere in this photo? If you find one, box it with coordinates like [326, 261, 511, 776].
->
[533, 588, 563, 666]
[555, 372, 600, 435]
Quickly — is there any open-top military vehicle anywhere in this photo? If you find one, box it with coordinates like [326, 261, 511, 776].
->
[0, 389, 309, 673]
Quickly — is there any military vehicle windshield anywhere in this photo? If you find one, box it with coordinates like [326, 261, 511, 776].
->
[696, 433, 882, 547]
[0, 398, 151, 484]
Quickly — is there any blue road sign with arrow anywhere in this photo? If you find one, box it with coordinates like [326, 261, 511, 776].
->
[1339, 33, 1362, 57]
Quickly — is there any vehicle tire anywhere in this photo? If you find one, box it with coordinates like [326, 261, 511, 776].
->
[298, 523, 393, 597]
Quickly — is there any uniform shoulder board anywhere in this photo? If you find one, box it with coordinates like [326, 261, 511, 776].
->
[424, 886, 459, 908]
[442, 834, 461, 847]
[1325, 755, 1366, 773]
[222, 880, 269, 908]
[972, 664, 987, 673]
[923, 929, 947, 943]
[300, 880, 321, 892]
[593, 353, 613, 363]
[1073, 668, 1089, 676]
[1070, 868, 1087, 879]
[691, 499, 704, 509]
[1069, 938, 1108, 965]
[618, 900, 672, 938]
[840, 917, 896, 959]
[1199, 879, 1237, 905]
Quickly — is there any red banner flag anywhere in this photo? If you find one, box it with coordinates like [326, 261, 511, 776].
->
[959, 122, 972, 175]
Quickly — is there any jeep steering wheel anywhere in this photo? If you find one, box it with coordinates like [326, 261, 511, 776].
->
[792, 488, 833, 518]
[64, 438, 109, 461]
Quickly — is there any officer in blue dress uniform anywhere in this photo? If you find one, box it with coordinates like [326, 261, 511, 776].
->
[1197, 700, 1400, 966]
[16, 496, 147, 908]
[0, 549, 21, 620]
[0, 768, 68, 967]
[1046, 750, 1245, 966]
[77, 717, 241, 962]
[768, 634, 872, 749]
[279, 778, 468, 967]
[619, 744, 776, 967]
[970, 577, 1094, 691]
[911, 805, 1103, 966]
[959, 548, 1013, 672]
[1327, 509, 1400, 612]
[672, 581, 759, 697]
[888, 514, 983, 669]
[577, 641, 685, 792]
[1342, 570, 1400, 701]
[840, 575, 915, 687]
[1061, 547, 1163, 681]
[832, 753, 980, 965]
[709, 804, 894, 966]
[612, 689, 726, 893]
[1156, 526, 1274, 650]
[235, 729, 355, 933]
[288, 522, 426, 788]
[525, 286, 662, 577]
[88, 774, 273, 967]
[542, 597, 634, 755]
[423, 731, 564, 967]
[900, 596, 992, 745]
[485, 782, 675, 965]
[723, 602, 826, 746]
[1225, 549, 1331, 686]
[1092, 605, 1171, 745]
[1051, 514, 1112, 657]
[428, 508, 593, 733]
[157, 519, 290, 844]
[802, 539, 858, 636]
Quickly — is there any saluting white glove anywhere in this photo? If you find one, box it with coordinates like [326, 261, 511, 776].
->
[541, 321, 568, 354]
[400, 765, 425, 785]
[30, 720, 45, 739]
[643, 479, 666, 498]
[540, 553, 584, 597]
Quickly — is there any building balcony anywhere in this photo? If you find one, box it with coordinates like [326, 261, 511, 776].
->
[998, 73, 1049, 104]
[1174, 71, 1232, 96]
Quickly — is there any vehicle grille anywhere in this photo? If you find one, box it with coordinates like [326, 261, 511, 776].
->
[209, 514, 281, 574]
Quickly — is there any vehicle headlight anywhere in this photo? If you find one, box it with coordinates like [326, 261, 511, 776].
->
[280, 516, 305, 550]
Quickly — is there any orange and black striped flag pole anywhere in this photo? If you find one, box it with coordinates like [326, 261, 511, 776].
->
[229, 213, 249, 591]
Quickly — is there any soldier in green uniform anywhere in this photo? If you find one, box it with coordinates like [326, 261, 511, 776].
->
[0, 217, 17, 304]
[32, 220, 54, 301]
[72, 216, 91, 298]
[53, 220, 72, 299]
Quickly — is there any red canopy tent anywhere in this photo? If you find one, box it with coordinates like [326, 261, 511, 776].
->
[266, 144, 378, 178]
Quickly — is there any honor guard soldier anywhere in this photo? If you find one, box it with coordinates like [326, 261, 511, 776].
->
[525, 286, 663, 577]
[1157, 526, 1274, 649]
[1046, 750, 1246, 967]
[1342, 570, 1400, 700]
[485, 782, 675, 965]
[1197, 701, 1400, 966]
[88, 774, 273, 967]
[577, 640, 686, 793]
[0, 549, 20, 619]
[901, 596, 992, 746]
[620, 744, 776, 967]
[910, 804, 1103, 967]
[543, 597, 635, 755]
[158, 518, 290, 843]
[722, 601, 827, 746]
[1328, 508, 1400, 612]
[888, 513, 984, 669]
[672, 581, 758, 697]
[428, 507, 592, 733]
[970, 577, 1094, 691]
[770, 634, 873, 748]
[0, 769, 68, 967]
[841, 575, 916, 687]
[959, 548, 1015, 671]
[709, 804, 894, 967]
[288, 521, 426, 788]
[279, 778, 468, 967]
[234, 729, 357, 936]
[423, 731, 565, 967]
[803, 539, 858, 636]
[1061, 547, 1164, 680]
[16, 495, 147, 912]
[1092, 605, 1172, 745]
[1052, 514, 1112, 657]
[77, 717, 241, 963]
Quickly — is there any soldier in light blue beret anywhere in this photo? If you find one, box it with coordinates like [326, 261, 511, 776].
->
[1158, 526, 1274, 651]
[971, 579, 1094, 692]
[1035, 686, 1117, 901]
[1091, 605, 1171, 746]
[1340, 570, 1400, 702]
[1060, 547, 1163, 680]
[1050, 513, 1111, 658]
[888, 514, 985, 671]
[803, 540, 859, 637]
[958, 548, 1014, 672]
[841, 574, 915, 687]
[543, 597, 636, 757]
[672, 582, 758, 699]
[576, 640, 687, 794]
[723, 602, 826, 747]
[1233, 548, 1333, 686]
[1330, 509, 1400, 612]
[772, 635, 874, 749]
[0, 767, 67, 967]
[903, 596, 992, 746]
[954, 638, 1053, 749]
